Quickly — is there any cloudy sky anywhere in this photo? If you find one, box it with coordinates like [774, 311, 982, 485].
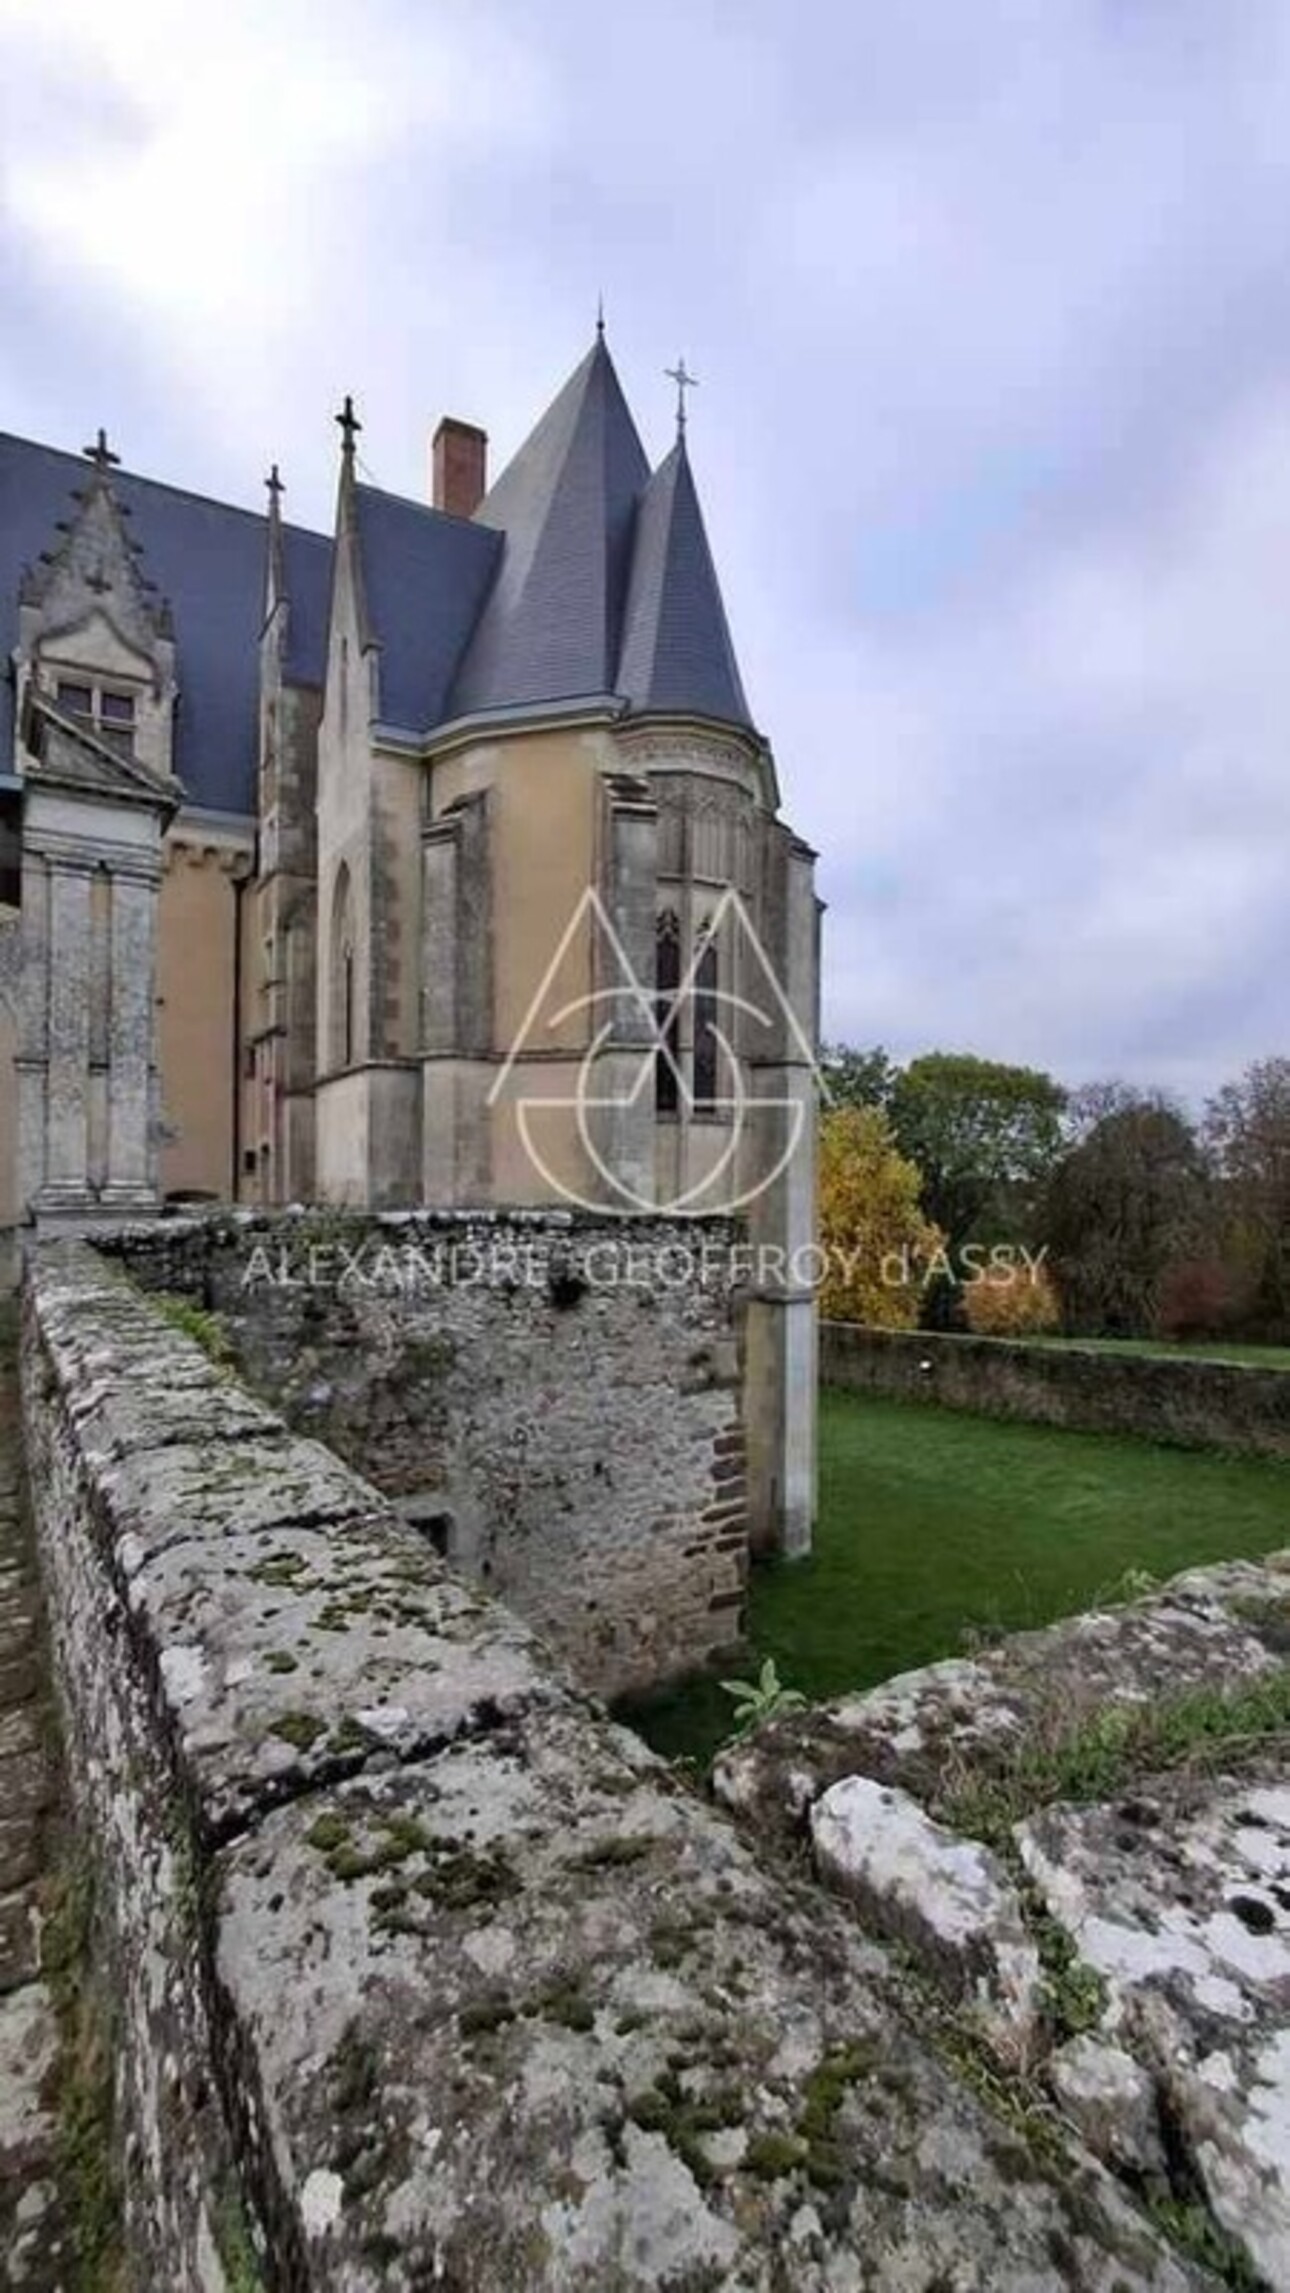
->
[3, 0, 1288, 1103]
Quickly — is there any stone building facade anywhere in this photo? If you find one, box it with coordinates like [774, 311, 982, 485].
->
[0, 336, 821, 1552]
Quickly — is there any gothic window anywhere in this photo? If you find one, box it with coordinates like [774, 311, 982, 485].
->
[329, 863, 355, 1071]
[693, 922, 719, 1113]
[655, 908, 682, 1115]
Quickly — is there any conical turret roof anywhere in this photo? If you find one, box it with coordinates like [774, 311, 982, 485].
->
[616, 436, 751, 728]
[449, 336, 650, 716]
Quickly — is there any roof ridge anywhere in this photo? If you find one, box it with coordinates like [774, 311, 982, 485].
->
[0, 430, 329, 543]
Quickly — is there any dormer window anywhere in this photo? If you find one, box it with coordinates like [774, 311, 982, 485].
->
[55, 680, 136, 756]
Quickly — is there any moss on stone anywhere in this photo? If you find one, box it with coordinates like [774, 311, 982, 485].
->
[460, 1994, 517, 2036]
[247, 1554, 311, 1589]
[269, 1711, 325, 1753]
[211, 2176, 267, 2293]
[150, 1292, 236, 1370]
[575, 1834, 652, 1870]
[305, 1811, 352, 1855]
[538, 1980, 595, 2032]
[627, 2065, 745, 2189]
[797, 2040, 878, 2189]
[417, 1844, 518, 1911]
[42, 1853, 127, 2291]
[745, 2131, 808, 2181]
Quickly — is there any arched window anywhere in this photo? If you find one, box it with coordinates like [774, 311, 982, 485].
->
[655, 908, 682, 1115]
[329, 863, 355, 1071]
[693, 921, 719, 1113]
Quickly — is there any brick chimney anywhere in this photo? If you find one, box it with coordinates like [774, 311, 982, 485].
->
[431, 418, 487, 519]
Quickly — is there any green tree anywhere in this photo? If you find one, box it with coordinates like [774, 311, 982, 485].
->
[1203, 1056, 1290, 1340]
[1045, 1097, 1211, 1337]
[888, 1053, 1067, 1254]
[819, 1043, 897, 1114]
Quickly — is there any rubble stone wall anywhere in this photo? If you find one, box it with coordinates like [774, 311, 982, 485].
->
[716, 1549, 1290, 2289]
[98, 1208, 750, 1695]
[17, 1241, 1203, 2291]
[821, 1318, 1290, 1460]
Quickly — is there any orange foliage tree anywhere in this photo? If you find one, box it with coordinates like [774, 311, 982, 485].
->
[817, 1106, 942, 1328]
[963, 1258, 1062, 1336]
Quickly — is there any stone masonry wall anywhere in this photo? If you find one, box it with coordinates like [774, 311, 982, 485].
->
[821, 1318, 1290, 1461]
[18, 1241, 1206, 2289]
[100, 1209, 749, 1696]
[717, 1555, 1290, 2289]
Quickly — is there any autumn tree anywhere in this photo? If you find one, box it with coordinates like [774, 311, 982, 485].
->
[1203, 1056, 1290, 1340]
[1044, 1097, 1212, 1336]
[964, 1259, 1062, 1337]
[817, 1106, 942, 1329]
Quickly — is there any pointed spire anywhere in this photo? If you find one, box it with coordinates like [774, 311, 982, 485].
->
[616, 435, 751, 729]
[22, 431, 172, 650]
[264, 463, 286, 618]
[449, 334, 650, 717]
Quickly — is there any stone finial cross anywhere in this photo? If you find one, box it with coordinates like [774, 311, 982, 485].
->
[82, 427, 120, 471]
[336, 396, 362, 455]
[665, 358, 699, 435]
[266, 463, 284, 506]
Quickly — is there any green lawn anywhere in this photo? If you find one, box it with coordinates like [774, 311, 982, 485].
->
[1025, 1334, 1290, 1371]
[620, 1388, 1290, 1764]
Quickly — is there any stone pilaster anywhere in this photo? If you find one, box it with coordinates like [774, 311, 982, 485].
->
[39, 861, 94, 1210]
[14, 849, 48, 1218]
[583, 775, 657, 1209]
[15, 785, 170, 1231]
[102, 863, 161, 1207]
[421, 793, 493, 1206]
[743, 828, 820, 1559]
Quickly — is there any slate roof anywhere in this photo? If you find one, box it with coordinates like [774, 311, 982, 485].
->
[449, 337, 651, 719]
[0, 433, 328, 817]
[280, 524, 331, 694]
[352, 485, 500, 732]
[1, 340, 757, 811]
[616, 437, 751, 729]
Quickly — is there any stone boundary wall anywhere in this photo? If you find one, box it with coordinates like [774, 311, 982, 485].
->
[97, 1208, 749, 1695]
[18, 1241, 1200, 2290]
[715, 1550, 1290, 2287]
[821, 1318, 1290, 1460]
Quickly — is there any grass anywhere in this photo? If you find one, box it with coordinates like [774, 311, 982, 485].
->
[621, 1388, 1290, 1764]
[1024, 1333, 1290, 1371]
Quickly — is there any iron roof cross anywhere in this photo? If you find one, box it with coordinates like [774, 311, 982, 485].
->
[665, 358, 699, 435]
